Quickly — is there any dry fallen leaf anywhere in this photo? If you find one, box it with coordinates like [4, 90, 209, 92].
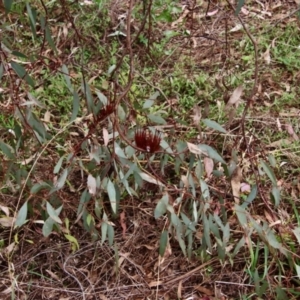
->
[285, 123, 299, 141]
[103, 127, 109, 146]
[231, 167, 242, 204]
[263, 45, 271, 65]
[227, 85, 243, 106]
[204, 157, 214, 178]
[120, 211, 127, 239]
[87, 174, 97, 195]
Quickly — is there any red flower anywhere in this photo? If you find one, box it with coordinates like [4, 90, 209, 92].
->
[134, 128, 161, 153]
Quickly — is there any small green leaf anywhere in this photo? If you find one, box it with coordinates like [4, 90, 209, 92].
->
[260, 160, 277, 185]
[268, 154, 276, 168]
[271, 186, 281, 207]
[159, 230, 168, 256]
[42, 217, 55, 237]
[198, 144, 226, 164]
[45, 24, 57, 53]
[101, 222, 108, 244]
[203, 214, 212, 252]
[148, 114, 167, 125]
[11, 51, 28, 58]
[30, 182, 51, 194]
[71, 91, 80, 121]
[233, 236, 245, 256]
[107, 64, 116, 75]
[11, 61, 35, 87]
[62, 64, 73, 92]
[0, 64, 4, 80]
[55, 168, 68, 190]
[4, 0, 13, 13]
[0, 140, 15, 159]
[242, 184, 257, 208]
[295, 264, 300, 279]
[26, 3, 37, 39]
[154, 194, 169, 218]
[86, 213, 93, 226]
[200, 179, 210, 201]
[117, 105, 126, 121]
[54, 156, 65, 174]
[107, 224, 114, 246]
[114, 142, 127, 158]
[292, 227, 300, 245]
[65, 234, 79, 251]
[171, 213, 182, 232]
[160, 139, 173, 154]
[81, 79, 94, 113]
[46, 202, 62, 224]
[15, 201, 28, 227]
[143, 99, 154, 109]
[107, 179, 117, 214]
[235, 204, 247, 228]
[202, 119, 227, 134]
[235, 0, 245, 16]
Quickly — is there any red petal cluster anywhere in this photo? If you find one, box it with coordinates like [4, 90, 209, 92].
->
[134, 129, 161, 153]
[100, 103, 115, 117]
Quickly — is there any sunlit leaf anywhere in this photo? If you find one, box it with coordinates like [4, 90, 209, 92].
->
[202, 119, 227, 133]
[139, 172, 165, 186]
[0, 217, 15, 227]
[65, 234, 79, 251]
[15, 201, 28, 227]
